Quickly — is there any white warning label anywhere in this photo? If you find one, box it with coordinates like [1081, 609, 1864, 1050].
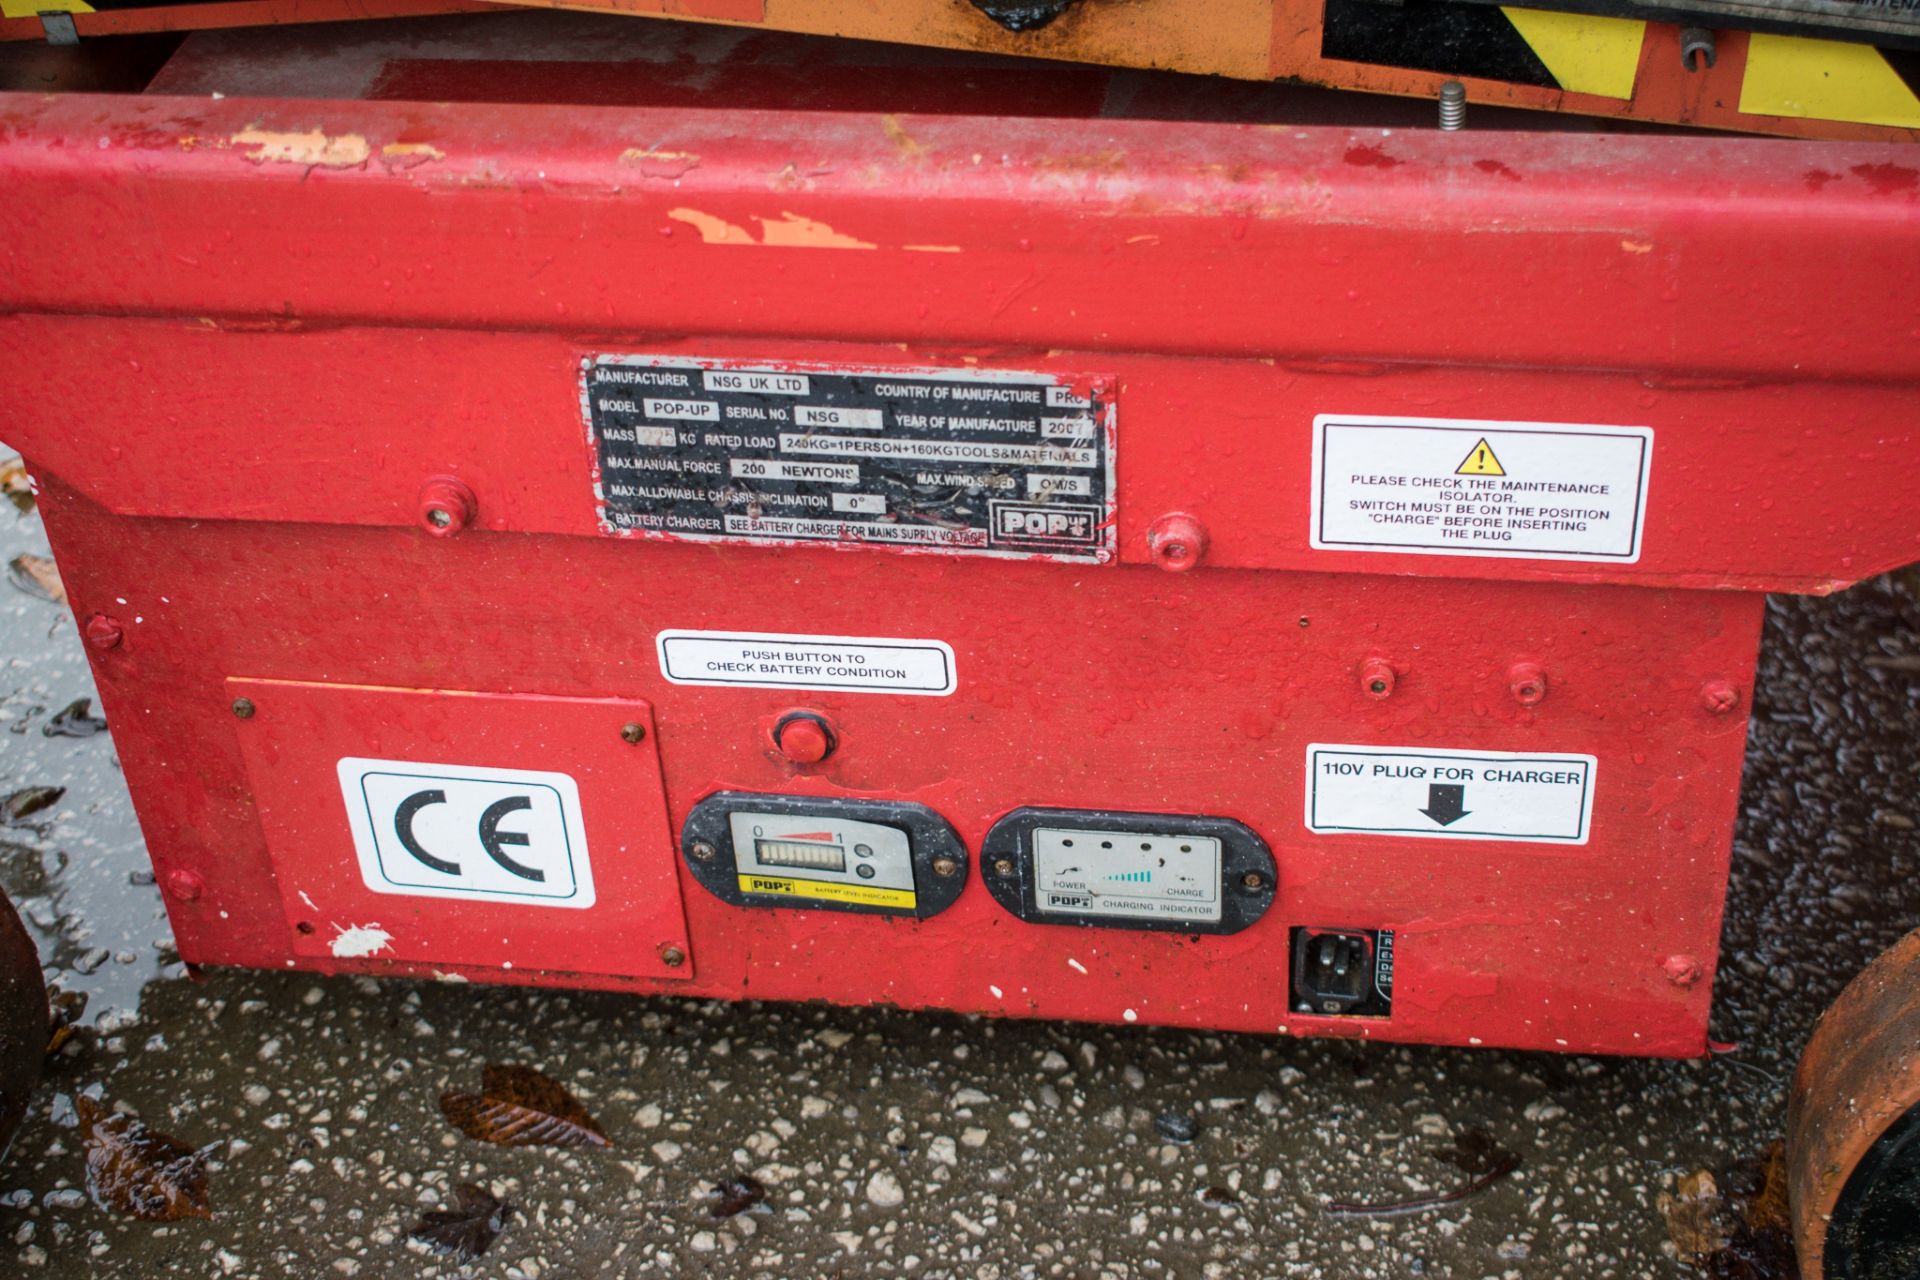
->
[1305, 743, 1596, 844]
[656, 629, 956, 696]
[1310, 415, 1652, 562]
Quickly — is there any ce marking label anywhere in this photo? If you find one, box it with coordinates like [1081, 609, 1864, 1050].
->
[337, 758, 596, 908]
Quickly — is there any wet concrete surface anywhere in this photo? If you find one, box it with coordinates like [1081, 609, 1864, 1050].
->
[2, 476, 1917, 1277]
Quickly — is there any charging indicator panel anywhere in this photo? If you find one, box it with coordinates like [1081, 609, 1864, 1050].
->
[982, 807, 1275, 936]
[1032, 829, 1223, 924]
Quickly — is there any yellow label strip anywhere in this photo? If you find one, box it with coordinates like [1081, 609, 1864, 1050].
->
[737, 873, 915, 909]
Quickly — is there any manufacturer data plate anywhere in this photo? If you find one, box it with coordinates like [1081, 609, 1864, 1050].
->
[1305, 743, 1596, 845]
[583, 357, 1116, 561]
[1310, 415, 1652, 562]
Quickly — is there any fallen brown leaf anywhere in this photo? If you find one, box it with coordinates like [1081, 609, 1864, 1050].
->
[707, 1174, 766, 1219]
[0, 458, 31, 515]
[43, 698, 106, 739]
[77, 1095, 215, 1221]
[46, 987, 87, 1058]
[3, 785, 64, 822]
[5, 554, 63, 605]
[439, 1064, 612, 1149]
[408, 1182, 510, 1261]
[1663, 1169, 1728, 1259]
[1747, 1142, 1789, 1234]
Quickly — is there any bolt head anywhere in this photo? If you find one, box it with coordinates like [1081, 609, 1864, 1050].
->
[931, 856, 959, 878]
[84, 615, 125, 651]
[417, 475, 476, 537]
[164, 868, 204, 901]
[1663, 954, 1705, 987]
[992, 858, 1015, 876]
[658, 944, 686, 968]
[231, 697, 255, 720]
[689, 840, 717, 862]
[620, 721, 647, 744]
[1360, 659, 1397, 701]
[1701, 680, 1740, 714]
[1507, 662, 1548, 706]
[1240, 871, 1266, 891]
[1147, 513, 1208, 573]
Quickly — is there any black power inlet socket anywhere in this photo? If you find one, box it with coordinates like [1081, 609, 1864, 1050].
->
[1290, 926, 1394, 1017]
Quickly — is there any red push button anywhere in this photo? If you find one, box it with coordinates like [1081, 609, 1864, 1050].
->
[772, 713, 835, 765]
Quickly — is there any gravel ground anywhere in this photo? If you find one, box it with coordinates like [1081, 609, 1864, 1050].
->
[2, 475, 1916, 1279]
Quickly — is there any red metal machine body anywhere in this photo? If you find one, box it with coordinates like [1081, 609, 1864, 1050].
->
[2, 16, 1916, 1059]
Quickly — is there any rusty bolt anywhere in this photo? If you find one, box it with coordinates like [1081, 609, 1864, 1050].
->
[688, 840, 717, 862]
[931, 856, 960, 878]
[231, 697, 256, 720]
[1680, 27, 1716, 72]
[417, 475, 477, 538]
[992, 858, 1015, 876]
[1663, 954, 1705, 988]
[1147, 512, 1208, 573]
[1240, 871, 1267, 891]
[620, 721, 647, 744]
[658, 944, 686, 968]
[1508, 662, 1548, 707]
[165, 868, 205, 902]
[1361, 658, 1396, 701]
[1701, 680, 1741, 714]
[84, 614, 125, 651]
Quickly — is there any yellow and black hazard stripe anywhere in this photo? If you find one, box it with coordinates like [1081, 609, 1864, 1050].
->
[1741, 34, 1920, 128]
[1323, 0, 1644, 99]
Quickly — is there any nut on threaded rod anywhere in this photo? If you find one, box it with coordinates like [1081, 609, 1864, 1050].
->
[1438, 81, 1466, 132]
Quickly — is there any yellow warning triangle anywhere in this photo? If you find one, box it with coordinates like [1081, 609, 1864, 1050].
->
[1456, 439, 1506, 476]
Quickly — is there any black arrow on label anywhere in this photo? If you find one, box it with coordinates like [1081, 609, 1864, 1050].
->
[1420, 783, 1470, 826]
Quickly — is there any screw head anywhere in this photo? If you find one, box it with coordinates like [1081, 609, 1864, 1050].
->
[164, 868, 205, 901]
[1701, 680, 1740, 714]
[620, 721, 647, 744]
[84, 614, 125, 651]
[931, 856, 959, 878]
[1507, 662, 1548, 707]
[231, 697, 255, 720]
[1360, 658, 1396, 701]
[658, 944, 686, 968]
[1663, 953, 1704, 987]
[689, 840, 717, 862]
[1147, 513, 1209, 573]
[1240, 871, 1267, 891]
[416, 475, 477, 537]
[991, 858, 1015, 876]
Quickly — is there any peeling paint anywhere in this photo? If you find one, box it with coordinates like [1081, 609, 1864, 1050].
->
[668, 207, 758, 245]
[231, 128, 371, 169]
[757, 212, 878, 249]
[903, 244, 963, 253]
[668, 207, 878, 250]
[379, 142, 445, 170]
[882, 114, 925, 160]
[328, 923, 393, 959]
[1620, 239, 1654, 254]
[620, 146, 700, 178]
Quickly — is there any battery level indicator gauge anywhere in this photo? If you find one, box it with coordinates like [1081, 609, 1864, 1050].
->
[752, 832, 847, 872]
